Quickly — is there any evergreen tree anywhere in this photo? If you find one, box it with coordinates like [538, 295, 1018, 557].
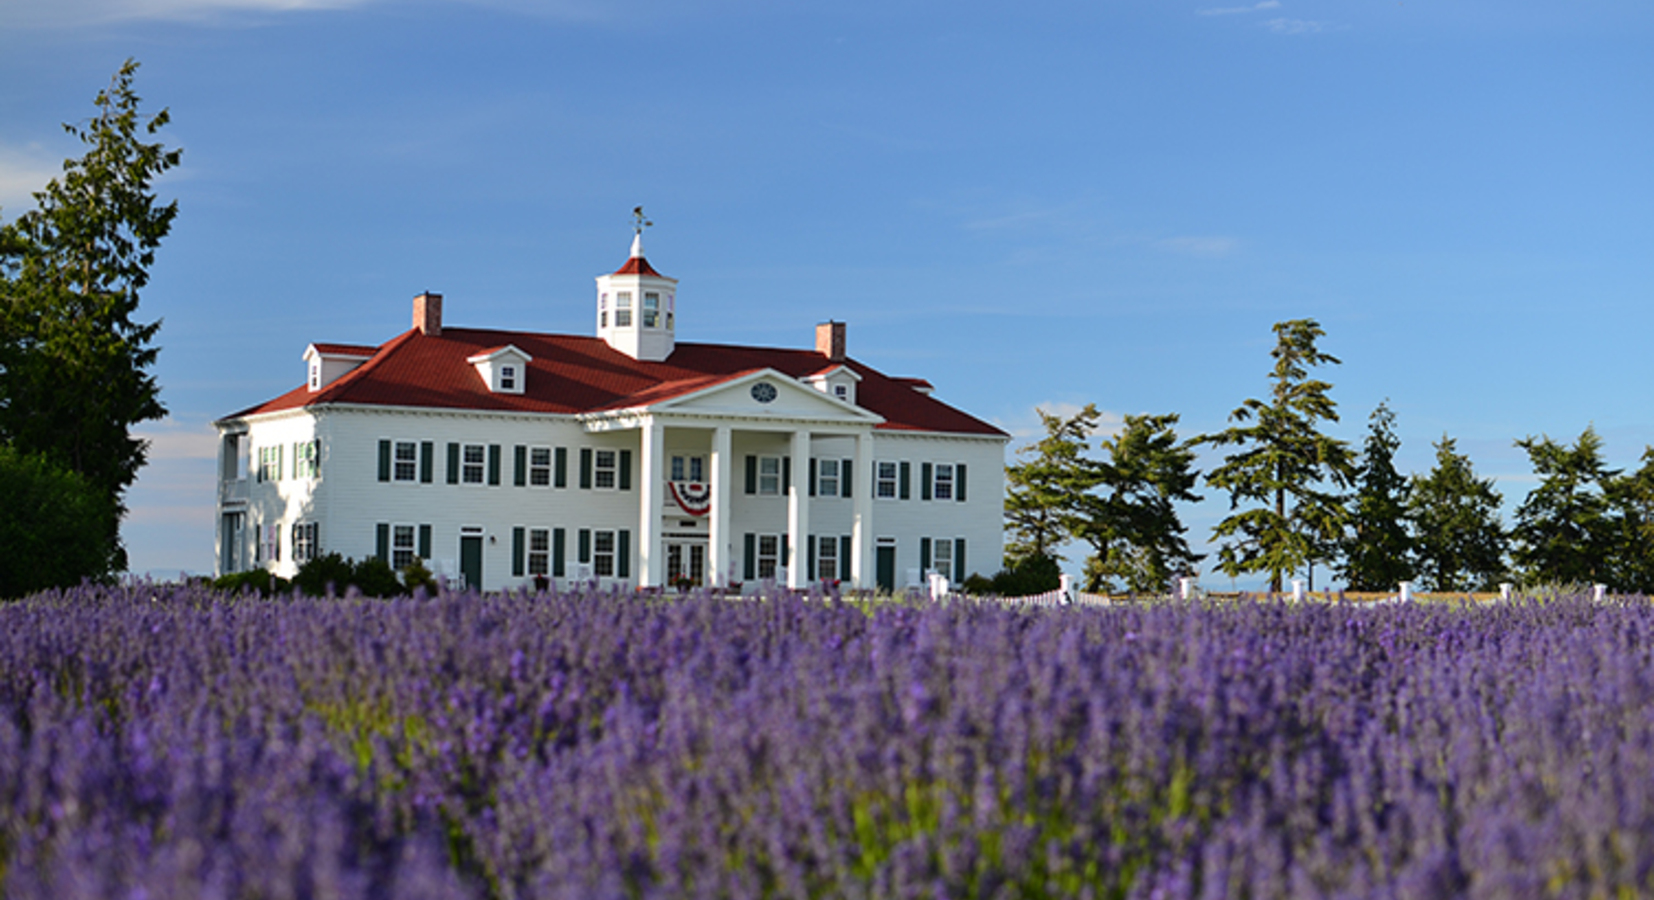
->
[1337, 401, 1414, 590]
[1200, 319, 1355, 591]
[1510, 427, 1619, 586]
[0, 59, 177, 571]
[1076, 413, 1202, 594]
[0, 446, 117, 599]
[1604, 447, 1654, 593]
[1003, 404, 1101, 566]
[1406, 436, 1507, 591]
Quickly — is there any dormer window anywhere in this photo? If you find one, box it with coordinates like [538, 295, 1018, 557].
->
[643, 292, 660, 327]
[834, 384, 848, 400]
[467, 345, 531, 395]
[616, 292, 633, 327]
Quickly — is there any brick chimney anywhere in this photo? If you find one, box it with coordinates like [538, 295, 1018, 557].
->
[413, 292, 443, 336]
[815, 320, 846, 363]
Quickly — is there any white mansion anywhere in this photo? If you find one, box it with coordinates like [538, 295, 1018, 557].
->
[214, 231, 1008, 592]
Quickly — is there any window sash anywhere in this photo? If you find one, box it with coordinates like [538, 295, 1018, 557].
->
[816, 535, 837, 581]
[594, 450, 617, 489]
[757, 456, 781, 495]
[593, 530, 616, 577]
[756, 534, 779, 579]
[393, 441, 418, 482]
[528, 528, 550, 576]
[817, 459, 839, 497]
[934, 463, 955, 501]
[392, 525, 416, 569]
[529, 447, 552, 486]
[462, 444, 486, 484]
[876, 461, 897, 498]
[932, 537, 953, 579]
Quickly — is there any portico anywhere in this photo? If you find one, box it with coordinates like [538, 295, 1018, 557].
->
[579, 368, 884, 589]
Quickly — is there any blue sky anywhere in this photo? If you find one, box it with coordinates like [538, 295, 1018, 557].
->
[3, 0, 1651, 587]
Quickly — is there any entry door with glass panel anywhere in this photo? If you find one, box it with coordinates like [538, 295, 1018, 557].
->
[460, 528, 484, 591]
[665, 540, 707, 587]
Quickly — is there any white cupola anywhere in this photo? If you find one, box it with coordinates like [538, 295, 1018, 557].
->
[595, 210, 678, 362]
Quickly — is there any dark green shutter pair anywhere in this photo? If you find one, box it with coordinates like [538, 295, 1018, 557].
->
[374, 523, 431, 562]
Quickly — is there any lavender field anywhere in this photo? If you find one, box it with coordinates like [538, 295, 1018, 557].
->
[3, 585, 1653, 899]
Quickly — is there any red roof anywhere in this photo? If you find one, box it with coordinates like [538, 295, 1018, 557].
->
[612, 255, 663, 277]
[226, 328, 1006, 437]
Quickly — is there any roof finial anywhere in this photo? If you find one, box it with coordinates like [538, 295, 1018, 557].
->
[630, 206, 652, 259]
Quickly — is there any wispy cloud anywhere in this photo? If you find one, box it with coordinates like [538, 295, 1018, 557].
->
[134, 418, 221, 461]
[1197, 0, 1279, 16]
[1000, 403, 1125, 446]
[1264, 17, 1330, 35]
[1155, 235, 1240, 258]
[0, 144, 61, 215]
[2, 0, 371, 27]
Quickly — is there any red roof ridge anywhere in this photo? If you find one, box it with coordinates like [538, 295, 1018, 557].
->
[307, 342, 379, 356]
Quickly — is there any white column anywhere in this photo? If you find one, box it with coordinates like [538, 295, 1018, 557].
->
[637, 419, 663, 588]
[709, 426, 732, 587]
[787, 428, 811, 589]
[852, 430, 874, 589]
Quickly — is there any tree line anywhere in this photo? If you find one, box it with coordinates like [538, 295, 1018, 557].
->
[1003, 318, 1654, 595]
[0, 60, 175, 598]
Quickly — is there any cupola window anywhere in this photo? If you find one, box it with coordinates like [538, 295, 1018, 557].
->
[643, 292, 660, 327]
[616, 292, 633, 327]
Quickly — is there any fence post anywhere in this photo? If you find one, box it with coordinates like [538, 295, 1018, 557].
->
[1399, 581, 1413, 603]
[1179, 576, 1196, 601]
[1290, 578, 1305, 602]
[1499, 582, 1513, 601]
[1059, 573, 1074, 604]
[1594, 584, 1607, 603]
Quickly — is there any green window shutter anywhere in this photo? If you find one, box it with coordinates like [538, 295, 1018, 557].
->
[807, 537, 816, 580]
[841, 459, 852, 498]
[808, 459, 817, 497]
[744, 534, 756, 580]
[553, 528, 566, 577]
[617, 530, 630, 579]
[512, 527, 525, 577]
[920, 537, 932, 572]
[920, 463, 933, 501]
[378, 440, 391, 482]
[514, 446, 527, 487]
[447, 443, 460, 484]
[420, 441, 434, 483]
[618, 449, 632, 491]
[955, 539, 967, 580]
[579, 448, 593, 489]
[899, 462, 911, 500]
[313, 439, 322, 479]
[840, 536, 852, 581]
[278, 444, 284, 480]
[744, 456, 757, 494]
[375, 523, 390, 562]
[782, 457, 791, 494]
[578, 529, 591, 564]
[780, 534, 788, 570]
[554, 447, 568, 488]
[956, 464, 967, 502]
[418, 524, 432, 559]
[488, 445, 502, 486]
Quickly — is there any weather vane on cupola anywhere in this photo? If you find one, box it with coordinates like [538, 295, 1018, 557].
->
[632, 206, 652, 235]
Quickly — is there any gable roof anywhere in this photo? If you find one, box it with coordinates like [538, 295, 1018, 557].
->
[225, 328, 1007, 437]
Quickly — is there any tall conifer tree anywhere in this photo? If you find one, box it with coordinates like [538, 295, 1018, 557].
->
[1406, 436, 1507, 591]
[1200, 319, 1355, 592]
[1337, 402, 1414, 590]
[0, 60, 177, 571]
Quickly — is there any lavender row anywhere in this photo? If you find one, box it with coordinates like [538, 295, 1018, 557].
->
[3, 584, 1653, 898]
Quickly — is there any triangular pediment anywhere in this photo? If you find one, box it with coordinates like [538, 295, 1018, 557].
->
[649, 369, 884, 424]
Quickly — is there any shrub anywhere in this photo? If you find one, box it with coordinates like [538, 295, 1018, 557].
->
[0, 446, 117, 599]
[293, 552, 355, 597]
[211, 568, 291, 596]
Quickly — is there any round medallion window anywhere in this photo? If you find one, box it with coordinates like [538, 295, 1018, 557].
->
[751, 382, 778, 404]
